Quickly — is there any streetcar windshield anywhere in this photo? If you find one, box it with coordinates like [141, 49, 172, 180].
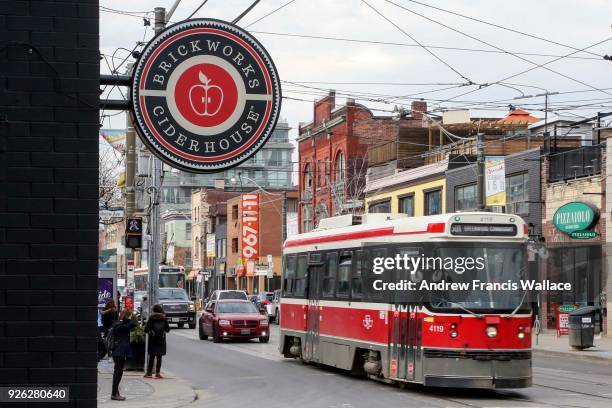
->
[425, 244, 527, 312]
[159, 273, 185, 288]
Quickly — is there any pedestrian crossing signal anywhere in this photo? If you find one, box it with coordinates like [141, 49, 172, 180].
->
[125, 217, 143, 249]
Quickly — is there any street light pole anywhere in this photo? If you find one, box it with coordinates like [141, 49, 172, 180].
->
[147, 6, 168, 315]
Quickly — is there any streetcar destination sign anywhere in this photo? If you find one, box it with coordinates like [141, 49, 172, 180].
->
[131, 19, 281, 173]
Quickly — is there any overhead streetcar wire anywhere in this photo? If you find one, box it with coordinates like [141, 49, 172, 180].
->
[187, 0, 209, 20]
[361, 0, 475, 84]
[382, 0, 612, 101]
[245, 0, 298, 28]
[250, 31, 604, 61]
[401, 0, 605, 58]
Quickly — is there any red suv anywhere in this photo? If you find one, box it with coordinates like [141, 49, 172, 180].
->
[199, 300, 270, 343]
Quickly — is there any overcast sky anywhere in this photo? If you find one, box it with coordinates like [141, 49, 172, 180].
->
[100, 0, 612, 145]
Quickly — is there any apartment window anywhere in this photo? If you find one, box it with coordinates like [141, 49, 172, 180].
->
[455, 184, 477, 211]
[194, 237, 200, 259]
[301, 204, 313, 233]
[185, 222, 192, 241]
[398, 194, 414, 216]
[335, 151, 345, 183]
[232, 205, 238, 220]
[303, 163, 312, 190]
[506, 173, 529, 215]
[231, 237, 238, 253]
[424, 189, 442, 215]
[369, 199, 391, 213]
[317, 160, 323, 188]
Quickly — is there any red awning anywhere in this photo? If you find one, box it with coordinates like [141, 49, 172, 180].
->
[188, 269, 200, 279]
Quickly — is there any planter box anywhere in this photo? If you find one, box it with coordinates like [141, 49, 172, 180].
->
[125, 341, 145, 371]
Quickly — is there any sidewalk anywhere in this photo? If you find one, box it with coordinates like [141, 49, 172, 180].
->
[98, 359, 198, 408]
[532, 332, 612, 362]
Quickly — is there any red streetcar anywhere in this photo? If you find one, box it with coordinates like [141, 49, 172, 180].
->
[279, 212, 532, 389]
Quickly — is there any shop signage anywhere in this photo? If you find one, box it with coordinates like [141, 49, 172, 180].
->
[556, 304, 578, 336]
[553, 201, 599, 238]
[241, 194, 259, 265]
[485, 157, 506, 206]
[131, 19, 281, 173]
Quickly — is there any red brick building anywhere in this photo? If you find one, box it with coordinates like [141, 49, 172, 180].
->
[298, 91, 428, 232]
[226, 190, 298, 293]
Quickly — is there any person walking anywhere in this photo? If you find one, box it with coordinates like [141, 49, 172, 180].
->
[110, 309, 136, 401]
[101, 299, 118, 337]
[144, 304, 170, 379]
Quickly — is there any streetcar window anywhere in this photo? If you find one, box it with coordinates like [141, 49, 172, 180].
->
[295, 255, 308, 297]
[367, 247, 387, 300]
[337, 252, 352, 297]
[322, 252, 338, 298]
[283, 255, 297, 296]
[352, 250, 366, 299]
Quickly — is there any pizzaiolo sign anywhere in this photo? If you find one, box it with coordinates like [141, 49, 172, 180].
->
[131, 19, 281, 172]
[553, 201, 599, 239]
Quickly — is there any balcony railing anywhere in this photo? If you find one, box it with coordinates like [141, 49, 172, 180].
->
[549, 146, 601, 182]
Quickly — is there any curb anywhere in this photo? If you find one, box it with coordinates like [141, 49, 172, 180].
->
[533, 348, 612, 363]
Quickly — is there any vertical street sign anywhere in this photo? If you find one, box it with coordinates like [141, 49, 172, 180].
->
[241, 193, 259, 268]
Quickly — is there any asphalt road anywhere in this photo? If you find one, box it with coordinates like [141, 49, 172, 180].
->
[164, 325, 612, 408]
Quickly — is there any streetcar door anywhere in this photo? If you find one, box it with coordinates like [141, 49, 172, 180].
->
[305, 253, 322, 362]
[390, 304, 417, 381]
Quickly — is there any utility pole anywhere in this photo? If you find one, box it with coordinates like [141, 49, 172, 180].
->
[147, 6, 168, 313]
[476, 132, 486, 211]
[280, 190, 287, 293]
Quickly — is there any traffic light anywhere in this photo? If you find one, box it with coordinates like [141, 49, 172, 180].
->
[125, 217, 143, 249]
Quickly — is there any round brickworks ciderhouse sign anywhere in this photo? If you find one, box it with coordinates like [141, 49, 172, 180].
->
[131, 19, 281, 172]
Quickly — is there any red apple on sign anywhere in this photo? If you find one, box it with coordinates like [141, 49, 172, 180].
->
[189, 71, 224, 117]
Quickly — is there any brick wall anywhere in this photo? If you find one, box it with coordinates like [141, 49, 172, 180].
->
[0, 1, 99, 406]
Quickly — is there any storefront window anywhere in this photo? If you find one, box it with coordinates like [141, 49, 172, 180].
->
[455, 184, 476, 211]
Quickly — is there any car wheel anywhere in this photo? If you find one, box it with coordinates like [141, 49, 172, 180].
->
[259, 336, 269, 343]
[189, 323, 196, 329]
[212, 326, 222, 343]
[198, 325, 207, 340]
[178, 323, 184, 328]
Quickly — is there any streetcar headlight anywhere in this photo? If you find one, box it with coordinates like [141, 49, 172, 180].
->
[450, 331, 458, 338]
[219, 319, 231, 326]
[517, 325, 525, 339]
[486, 325, 498, 338]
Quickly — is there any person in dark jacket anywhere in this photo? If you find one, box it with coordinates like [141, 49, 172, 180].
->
[144, 304, 170, 379]
[110, 309, 136, 401]
[101, 299, 119, 337]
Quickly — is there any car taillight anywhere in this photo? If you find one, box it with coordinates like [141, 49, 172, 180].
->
[523, 224, 529, 235]
[261, 300, 270, 305]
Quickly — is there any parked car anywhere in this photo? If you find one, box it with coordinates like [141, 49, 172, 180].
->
[256, 292, 277, 323]
[198, 299, 269, 343]
[208, 290, 248, 302]
[158, 288, 196, 329]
